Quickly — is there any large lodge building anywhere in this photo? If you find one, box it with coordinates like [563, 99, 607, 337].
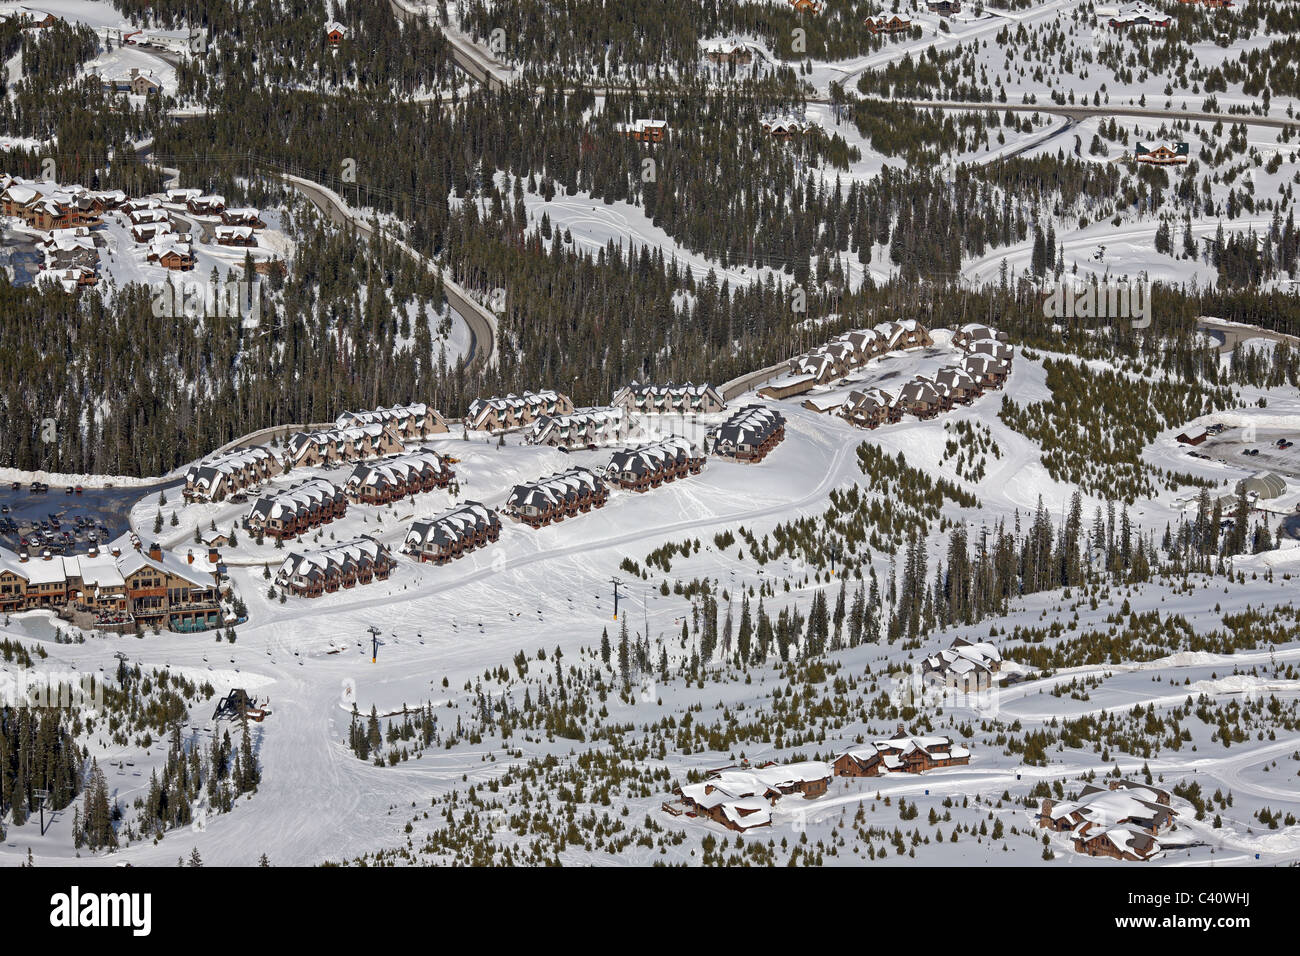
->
[0, 541, 224, 633]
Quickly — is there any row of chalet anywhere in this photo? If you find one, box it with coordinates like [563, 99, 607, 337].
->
[605, 437, 705, 491]
[161, 190, 266, 225]
[1040, 780, 1175, 861]
[675, 761, 833, 832]
[467, 390, 574, 432]
[705, 405, 785, 462]
[184, 446, 278, 502]
[284, 423, 403, 469]
[760, 320, 933, 400]
[836, 353, 1012, 429]
[343, 449, 454, 504]
[524, 407, 626, 449]
[951, 322, 1008, 352]
[921, 637, 1002, 691]
[403, 502, 501, 564]
[833, 729, 972, 777]
[0, 541, 223, 632]
[335, 402, 447, 440]
[503, 468, 609, 528]
[274, 536, 394, 598]
[611, 382, 725, 415]
[244, 479, 347, 540]
[616, 119, 668, 143]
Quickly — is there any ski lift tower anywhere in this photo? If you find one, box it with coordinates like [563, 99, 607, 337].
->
[367, 625, 383, 663]
[30, 788, 52, 836]
[609, 577, 623, 621]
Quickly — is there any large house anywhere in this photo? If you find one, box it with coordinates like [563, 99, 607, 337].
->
[466, 390, 574, 432]
[616, 119, 668, 143]
[1042, 780, 1175, 859]
[214, 225, 257, 247]
[951, 323, 1006, 351]
[706, 405, 785, 462]
[183, 446, 278, 502]
[963, 353, 1011, 389]
[283, 423, 404, 469]
[220, 207, 267, 228]
[611, 382, 725, 415]
[701, 39, 757, 65]
[275, 536, 394, 598]
[931, 365, 981, 406]
[676, 760, 833, 831]
[894, 378, 944, 419]
[524, 407, 627, 449]
[244, 479, 348, 540]
[100, 68, 162, 95]
[865, 14, 912, 33]
[833, 729, 971, 777]
[403, 502, 501, 564]
[1108, 2, 1172, 28]
[1, 542, 223, 633]
[1134, 141, 1190, 165]
[921, 637, 1002, 691]
[186, 194, 226, 216]
[343, 449, 454, 504]
[335, 402, 448, 441]
[605, 437, 705, 491]
[503, 468, 609, 528]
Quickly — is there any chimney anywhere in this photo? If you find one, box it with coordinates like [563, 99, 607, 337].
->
[130, 67, 138, 78]
[42, 550, 52, 561]
[187, 549, 194, 564]
[208, 547, 220, 564]
[148, 542, 162, 561]
[18, 550, 28, 562]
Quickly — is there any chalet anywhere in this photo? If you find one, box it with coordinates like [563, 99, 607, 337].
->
[839, 327, 887, 362]
[131, 220, 171, 242]
[1134, 141, 1190, 165]
[952, 322, 1006, 351]
[1, 183, 42, 216]
[23, 12, 59, 29]
[403, 502, 501, 564]
[525, 407, 627, 449]
[1176, 427, 1207, 446]
[791, 347, 847, 385]
[931, 365, 981, 405]
[761, 113, 811, 139]
[343, 449, 453, 504]
[1108, 2, 1172, 28]
[970, 338, 1015, 362]
[92, 189, 126, 209]
[186, 194, 226, 216]
[605, 437, 704, 491]
[926, 0, 961, 12]
[148, 242, 194, 271]
[283, 423, 404, 469]
[466, 390, 573, 432]
[677, 760, 832, 831]
[165, 188, 201, 206]
[611, 382, 725, 415]
[503, 468, 609, 528]
[875, 319, 933, 351]
[122, 197, 162, 214]
[39, 267, 98, 293]
[183, 446, 277, 502]
[101, 68, 162, 95]
[244, 479, 348, 540]
[894, 378, 943, 419]
[1176, 0, 1231, 6]
[963, 353, 1011, 389]
[325, 21, 347, 45]
[865, 14, 912, 33]
[275, 537, 394, 598]
[129, 206, 170, 226]
[702, 40, 756, 65]
[335, 403, 449, 440]
[839, 388, 898, 429]
[788, 0, 823, 11]
[706, 405, 785, 462]
[25, 198, 72, 230]
[616, 119, 668, 143]
[214, 225, 257, 247]
[43, 233, 98, 270]
[922, 637, 1002, 691]
[1073, 826, 1163, 861]
[220, 207, 267, 228]
[837, 729, 972, 775]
